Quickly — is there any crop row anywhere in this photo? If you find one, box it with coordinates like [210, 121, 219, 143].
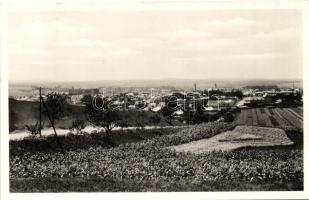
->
[234, 107, 303, 129]
[291, 107, 303, 117]
[275, 108, 302, 129]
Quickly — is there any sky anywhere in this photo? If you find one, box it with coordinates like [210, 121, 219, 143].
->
[8, 10, 302, 82]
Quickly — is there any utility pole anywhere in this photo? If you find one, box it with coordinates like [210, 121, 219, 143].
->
[124, 94, 127, 111]
[102, 88, 106, 98]
[39, 87, 42, 137]
[192, 97, 195, 112]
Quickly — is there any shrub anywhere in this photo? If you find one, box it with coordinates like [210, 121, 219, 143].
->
[25, 122, 41, 136]
[70, 119, 86, 134]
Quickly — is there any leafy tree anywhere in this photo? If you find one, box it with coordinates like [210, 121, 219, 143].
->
[42, 92, 69, 153]
[44, 92, 69, 124]
[89, 110, 122, 136]
[80, 94, 93, 105]
[84, 96, 122, 145]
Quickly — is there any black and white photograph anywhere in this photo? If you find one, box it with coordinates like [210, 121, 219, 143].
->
[1, 0, 308, 199]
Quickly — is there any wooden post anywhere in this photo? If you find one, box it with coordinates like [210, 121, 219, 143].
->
[39, 87, 42, 137]
[124, 94, 126, 111]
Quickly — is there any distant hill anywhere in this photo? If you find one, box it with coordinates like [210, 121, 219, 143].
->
[243, 85, 279, 90]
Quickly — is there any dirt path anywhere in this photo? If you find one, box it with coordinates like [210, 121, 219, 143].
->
[9, 125, 189, 141]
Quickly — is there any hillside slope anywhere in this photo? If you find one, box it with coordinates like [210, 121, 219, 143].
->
[9, 98, 85, 132]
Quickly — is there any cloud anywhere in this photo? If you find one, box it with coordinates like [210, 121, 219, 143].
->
[10, 47, 53, 56]
[8, 11, 301, 81]
[56, 39, 112, 47]
[228, 17, 255, 25]
[10, 20, 48, 34]
[223, 52, 282, 60]
[203, 17, 255, 27]
[110, 48, 138, 56]
[254, 28, 298, 40]
[173, 29, 212, 38]
[159, 29, 212, 39]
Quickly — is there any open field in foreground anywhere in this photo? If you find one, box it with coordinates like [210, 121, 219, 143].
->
[169, 126, 294, 153]
[10, 122, 303, 192]
[234, 107, 303, 129]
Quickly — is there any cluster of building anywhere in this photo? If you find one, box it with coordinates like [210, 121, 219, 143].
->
[12, 84, 303, 117]
[237, 88, 302, 108]
[67, 87, 241, 116]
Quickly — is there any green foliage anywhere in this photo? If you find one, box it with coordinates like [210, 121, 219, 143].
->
[44, 93, 69, 123]
[84, 96, 122, 136]
[203, 89, 243, 99]
[161, 106, 174, 125]
[80, 94, 93, 105]
[25, 122, 41, 136]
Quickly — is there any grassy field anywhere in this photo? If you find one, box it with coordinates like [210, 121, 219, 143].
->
[10, 122, 303, 192]
[233, 107, 303, 129]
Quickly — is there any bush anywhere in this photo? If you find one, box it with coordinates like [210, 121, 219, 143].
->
[70, 119, 86, 134]
[223, 112, 234, 123]
[25, 122, 41, 136]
